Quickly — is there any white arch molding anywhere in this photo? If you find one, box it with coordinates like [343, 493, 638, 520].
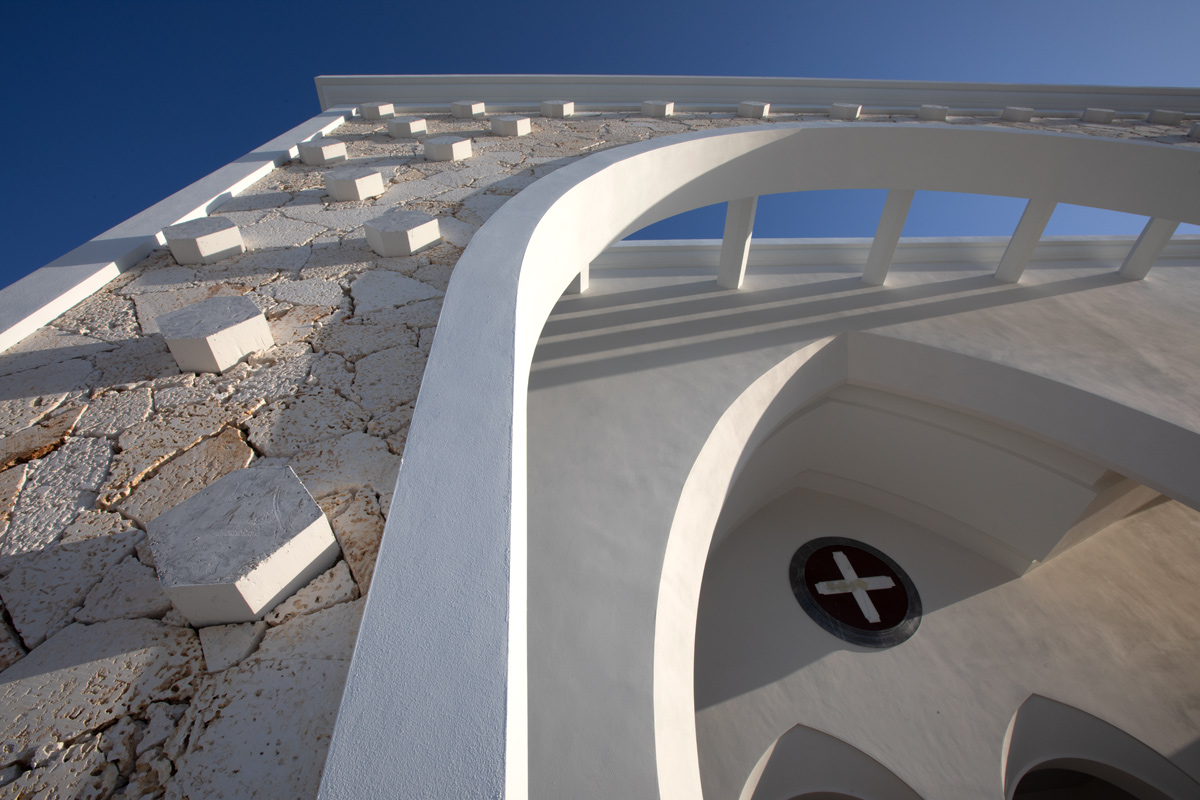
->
[317, 124, 1200, 799]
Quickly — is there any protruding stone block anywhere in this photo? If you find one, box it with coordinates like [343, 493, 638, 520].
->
[831, 103, 861, 120]
[1082, 108, 1116, 124]
[1147, 109, 1185, 126]
[918, 104, 949, 121]
[424, 135, 472, 162]
[387, 116, 427, 138]
[324, 166, 385, 201]
[641, 100, 674, 118]
[492, 115, 531, 137]
[147, 466, 338, 627]
[364, 210, 442, 257]
[359, 102, 394, 120]
[541, 100, 574, 118]
[451, 100, 485, 118]
[1002, 106, 1034, 122]
[157, 296, 274, 374]
[738, 101, 770, 118]
[1190, 123, 1200, 141]
[163, 217, 245, 266]
[297, 137, 347, 166]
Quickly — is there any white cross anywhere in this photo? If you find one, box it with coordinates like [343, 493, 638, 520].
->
[814, 551, 896, 624]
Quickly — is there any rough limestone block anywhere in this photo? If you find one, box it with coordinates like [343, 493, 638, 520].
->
[386, 116, 427, 138]
[1081, 107, 1116, 124]
[324, 166, 384, 202]
[297, 137, 347, 166]
[264, 560, 358, 625]
[1002, 106, 1035, 122]
[423, 135, 472, 162]
[163, 217, 245, 266]
[1147, 109, 1185, 125]
[359, 101, 394, 120]
[117, 428, 254, 527]
[831, 103, 862, 120]
[541, 100, 574, 118]
[0, 406, 84, 470]
[146, 466, 339, 627]
[451, 100, 485, 118]
[641, 100, 674, 117]
[1, 436, 112, 569]
[198, 621, 267, 671]
[365, 210, 443, 257]
[1190, 123, 1200, 141]
[157, 295, 273, 374]
[492, 115, 532, 137]
[738, 101, 770, 118]
[918, 104, 949, 121]
[0, 618, 200, 753]
[76, 554, 173, 623]
[0, 527, 140, 649]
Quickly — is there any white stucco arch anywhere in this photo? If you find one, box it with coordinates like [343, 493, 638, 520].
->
[320, 123, 1200, 799]
[738, 723, 924, 800]
[1002, 694, 1200, 799]
[657, 332, 1200, 799]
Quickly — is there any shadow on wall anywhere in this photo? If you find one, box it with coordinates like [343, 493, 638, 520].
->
[530, 269, 1126, 391]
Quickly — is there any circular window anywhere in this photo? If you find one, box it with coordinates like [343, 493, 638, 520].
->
[789, 537, 921, 648]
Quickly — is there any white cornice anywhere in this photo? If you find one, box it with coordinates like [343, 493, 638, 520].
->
[315, 74, 1200, 116]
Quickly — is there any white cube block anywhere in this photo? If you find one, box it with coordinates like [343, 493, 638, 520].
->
[387, 117, 427, 138]
[831, 103, 861, 121]
[163, 217, 245, 266]
[541, 100, 574, 118]
[360, 101, 394, 120]
[738, 101, 770, 119]
[325, 166, 385, 201]
[918, 104, 949, 121]
[492, 115, 531, 137]
[424, 135, 472, 162]
[1082, 108, 1116, 124]
[1190, 123, 1200, 141]
[451, 100, 485, 119]
[365, 210, 443, 256]
[1147, 109, 1185, 126]
[157, 295, 274, 374]
[1002, 106, 1034, 122]
[297, 137, 347, 166]
[641, 100, 674, 118]
[147, 466, 338, 627]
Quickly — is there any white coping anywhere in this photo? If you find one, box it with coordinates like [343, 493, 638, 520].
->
[317, 122, 1200, 799]
[0, 105, 356, 354]
[315, 74, 1200, 116]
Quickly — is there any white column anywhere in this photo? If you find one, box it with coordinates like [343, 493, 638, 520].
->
[717, 196, 758, 289]
[566, 263, 589, 294]
[994, 198, 1057, 283]
[1119, 217, 1180, 280]
[861, 189, 914, 286]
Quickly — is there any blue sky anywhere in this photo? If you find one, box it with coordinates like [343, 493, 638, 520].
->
[2, 0, 1197, 289]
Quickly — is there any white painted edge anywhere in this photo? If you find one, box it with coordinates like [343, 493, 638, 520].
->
[315, 74, 1200, 116]
[0, 106, 357, 354]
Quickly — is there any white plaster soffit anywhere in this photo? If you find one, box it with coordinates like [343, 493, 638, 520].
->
[315, 73, 1200, 116]
[319, 123, 1200, 800]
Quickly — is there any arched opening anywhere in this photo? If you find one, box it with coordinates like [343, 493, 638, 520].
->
[736, 724, 922, 800]
[1002, 696, 1200, 800]
[1012, 767, 1139, 799]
